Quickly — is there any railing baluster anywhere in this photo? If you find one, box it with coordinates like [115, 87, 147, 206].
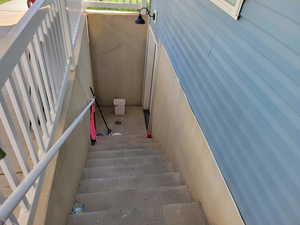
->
[27, 42, 52, 127]
[41, 18, 59, 92]
[14, 65, 46, 153]
[56, 0, 73, 59]
[48, 8, 65, 76]
[0, 194, 20, 225]
[41, 20, 60, 99]
[45, 14, 64, 86]
[37, 26, 58, 106]
[50, 3, 67, 66]
[18, 174, 44, 225]
[2, 216, 19, 225]
[32, 33, 55, 120]
[4, 218, 19, 225]
[20, 53, 50, 139]
[0, 158, 30, 210]
[5, 79, 39, 166]
[0, 96, 30, 177]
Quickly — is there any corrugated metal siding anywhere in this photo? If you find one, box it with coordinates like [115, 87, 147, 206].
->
[151, 0, 300, 224]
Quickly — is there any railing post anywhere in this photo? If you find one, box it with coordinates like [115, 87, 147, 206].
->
[55, 0, 73, 62]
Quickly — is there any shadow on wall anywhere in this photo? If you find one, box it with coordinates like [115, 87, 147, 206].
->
[87, 12, 148, 106]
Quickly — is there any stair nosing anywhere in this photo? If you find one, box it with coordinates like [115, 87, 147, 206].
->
[83, 162, 172, 171]
[90, 144, 160, 152]
[86, 154, 163, 162]
[88, 148, 161, 154]
[96, 139, 154, 143]
[96, 134, 148, 139]
[92, 142, 157, 147]
[76, 185, 188, 197]
[78, 185, 187, 195]
[85, 157, 166, 168]
[85, 161, 168, 169]
[68, 201, 200, 217]
[79, 171, 181, 184]
[91, 142, 159, 146]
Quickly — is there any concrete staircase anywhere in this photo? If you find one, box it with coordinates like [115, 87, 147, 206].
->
[68, 134, 208, 225]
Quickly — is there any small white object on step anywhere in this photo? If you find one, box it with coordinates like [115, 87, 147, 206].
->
[113, 98, 126, 115]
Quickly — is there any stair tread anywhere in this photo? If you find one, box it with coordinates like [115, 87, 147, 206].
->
[86, 155, 165, 168]
[90, 142, 159, 151]
[163, 202, 208, 225]
[97, 134, 147, 140]
[88, 148, 161, 159]
[94, 137, 156, 143]
[68, 203, 207, 225]
[75, 186, 192, 212]
[79, 172, 183, 193]
[71, 134, 208, 225]
[95, 139, 154, 146]
[82, 162, 174, 179]
[84, 161, 172, 171]
[96, 135, 153, 143]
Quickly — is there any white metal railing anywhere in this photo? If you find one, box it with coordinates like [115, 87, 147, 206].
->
[0, 0, 84, 223]
[85, 0, 147, 10]
[0, 99, 94, 225]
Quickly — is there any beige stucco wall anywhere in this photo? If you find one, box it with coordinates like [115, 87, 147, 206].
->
[151, 45, 245, 225]
[42, 82, 90, 225]
[32, 21, 94, 225]
[87, 12, 147, 106]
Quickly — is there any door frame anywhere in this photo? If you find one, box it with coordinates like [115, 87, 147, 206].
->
[142, 26, 159, 110]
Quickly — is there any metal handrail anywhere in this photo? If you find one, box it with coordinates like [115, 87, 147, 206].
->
[0, 98, 95, 225]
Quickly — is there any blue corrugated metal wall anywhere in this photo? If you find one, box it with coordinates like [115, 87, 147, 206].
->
[150, 0, 300, 224]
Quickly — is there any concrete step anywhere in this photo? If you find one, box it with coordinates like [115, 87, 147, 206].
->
[96, 139, 153, 146]
[86, 155, 165, 168]
[90, 142, 159, 151]
[79, 172, 183, 193]
[68, 202, 207, 225]
[96, 134, 152, 144]
[87, 148, 161, 160]
[97, 134, 146, 140]
[82, 162, 174, 179]
[163, 202, 208, 225]
[75, 186, 192, 212]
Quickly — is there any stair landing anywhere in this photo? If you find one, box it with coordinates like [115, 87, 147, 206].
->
[95, 106, 146, 136]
